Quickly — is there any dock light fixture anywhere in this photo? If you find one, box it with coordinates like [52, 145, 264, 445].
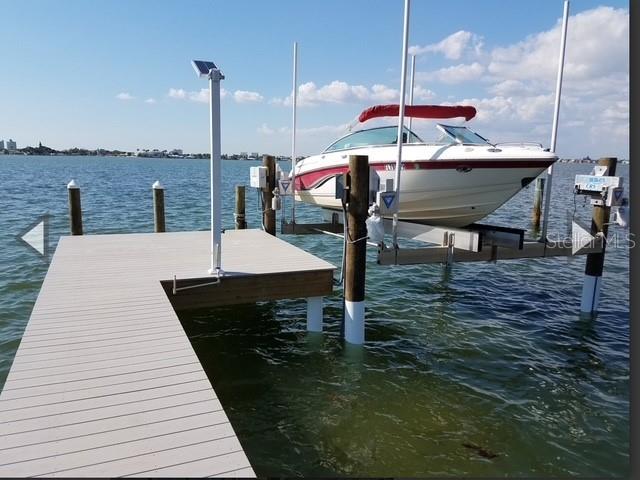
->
[192, 59, 225, 276]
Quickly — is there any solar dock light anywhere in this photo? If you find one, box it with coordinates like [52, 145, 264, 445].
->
[192, 60, 225, 275]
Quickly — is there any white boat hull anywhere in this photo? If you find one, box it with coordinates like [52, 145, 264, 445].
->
[294, 144, 556, 227]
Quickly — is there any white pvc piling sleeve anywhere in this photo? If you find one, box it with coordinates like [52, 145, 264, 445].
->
[344, 300, 365, 345]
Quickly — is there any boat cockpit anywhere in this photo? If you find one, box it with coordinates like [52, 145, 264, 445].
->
[322, 124, 491, 153]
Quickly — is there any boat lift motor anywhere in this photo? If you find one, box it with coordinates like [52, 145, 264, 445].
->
[573, 167, 628, 227]
[249, 166, 268, 190]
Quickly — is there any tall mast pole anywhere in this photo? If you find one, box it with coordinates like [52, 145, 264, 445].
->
[541, 0, 570, 241]
[392, 0, 411, 246]
[290, 42, 298, 223]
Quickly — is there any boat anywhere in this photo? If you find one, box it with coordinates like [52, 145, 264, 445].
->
[293, 104, 557, 227]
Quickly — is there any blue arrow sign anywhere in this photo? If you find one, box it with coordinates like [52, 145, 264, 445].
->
[280, 181, 290, 193]
[381, 192, 395, 209]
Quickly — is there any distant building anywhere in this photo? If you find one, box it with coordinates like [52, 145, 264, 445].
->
[0, 140, 4, 150]
[239, 151, 248, 159]
[6, 139, 16, 150]
[249, 152, 259, 159]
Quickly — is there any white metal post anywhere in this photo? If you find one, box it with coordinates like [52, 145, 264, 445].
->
[306, 296, 323, 332]
[541, 0, 570, 241]
[408, 54, 416, 136]
[208, 69, 224, 275]
[392, 0, 411, 246]
[290, 42, 299, 223]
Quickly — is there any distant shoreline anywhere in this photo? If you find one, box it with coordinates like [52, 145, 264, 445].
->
[0, 149, 295, 161]
[0, 151, 629, 165]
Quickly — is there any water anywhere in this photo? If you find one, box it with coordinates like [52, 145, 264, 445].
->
[0, 155, 629, 476]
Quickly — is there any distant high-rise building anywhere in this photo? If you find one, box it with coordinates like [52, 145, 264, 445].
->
[0, 140, 5, 150]
[6, 139, 16, 150]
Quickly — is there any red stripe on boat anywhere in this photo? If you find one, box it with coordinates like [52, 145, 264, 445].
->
[295, 159, 555, 191]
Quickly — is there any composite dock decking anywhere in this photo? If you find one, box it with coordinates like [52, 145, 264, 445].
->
[0, 229, 335, 477]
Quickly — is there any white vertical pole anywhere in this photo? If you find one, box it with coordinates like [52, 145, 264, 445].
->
[541, 0, 570, 241]
[306, 296, 323, 332]
[408, 54, 416, 136]
[290, 42, 298, 223]
[208, 69, 224, 274]
[392, 0, 411, 246]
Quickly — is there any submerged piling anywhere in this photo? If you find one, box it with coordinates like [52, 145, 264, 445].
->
[580, 157, 617, 314]
[67, 179, 83, 235]
[344, 155, 369, 345]
[263, 155, 276, 236]
[532, 177, 545, 230]
[152, 181, 166, 233]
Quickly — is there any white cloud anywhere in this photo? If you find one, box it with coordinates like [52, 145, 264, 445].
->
[419, 62, 485, 84]
[144, 98, 157, 104]
[271, 80, 435, 107]
[412, 85, 436, 101]
[115, 92, 135, 101]
[168, 88, 187, 100]
[487, 6, 628, 84]
[258, 122, 349, 137]
[168, 87, 229, 103]
[233, 90, 264, 103]
[409, 30, 483, 60]
[406, 6, 628, 157]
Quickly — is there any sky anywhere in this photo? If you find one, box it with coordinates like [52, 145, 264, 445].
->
[0, 0, 629, 158]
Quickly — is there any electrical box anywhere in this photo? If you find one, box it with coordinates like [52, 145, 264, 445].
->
[574, 174, 623, 195]
[250, 166, 267, 189]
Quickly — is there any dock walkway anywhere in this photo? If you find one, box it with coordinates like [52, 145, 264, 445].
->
[0, 229, 335, 477]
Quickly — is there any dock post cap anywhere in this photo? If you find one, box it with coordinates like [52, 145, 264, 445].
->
[67, 179, 79, 189]
[152, 180, 164, 190]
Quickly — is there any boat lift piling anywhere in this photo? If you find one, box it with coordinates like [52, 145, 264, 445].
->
[235, 185, 247, 229]
[344, 155, 369, 344]
[532, 177, 545, 231]
[262, 155, 277, 236]
[580, 157, 617, 315]
[152, 180, 166, 233]
[67, 179, 83, 235]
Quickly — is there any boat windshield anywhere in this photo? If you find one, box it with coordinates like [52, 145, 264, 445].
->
[436, 124, 490, 145]
[323, 126, 422, 152]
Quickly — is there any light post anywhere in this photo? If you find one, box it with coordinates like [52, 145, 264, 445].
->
[192, 60, 225, 275]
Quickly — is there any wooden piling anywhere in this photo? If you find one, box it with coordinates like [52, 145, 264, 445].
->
[152, 181, 166, 233]
[67, 179, 83, 235]
[263, 155, 276, 236]
[344, 155, 369, 344]
[235, 185, 247, 229]
[532, 177, 545, 229]
[581, 157, 617, 314]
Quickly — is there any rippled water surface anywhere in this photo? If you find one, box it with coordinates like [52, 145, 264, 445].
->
[0, 155, 629, 476]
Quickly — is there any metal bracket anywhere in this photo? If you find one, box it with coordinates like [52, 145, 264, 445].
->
[172, 270, 223, 294]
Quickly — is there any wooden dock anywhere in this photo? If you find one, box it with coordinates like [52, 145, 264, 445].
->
[0, 229, 335, 477]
